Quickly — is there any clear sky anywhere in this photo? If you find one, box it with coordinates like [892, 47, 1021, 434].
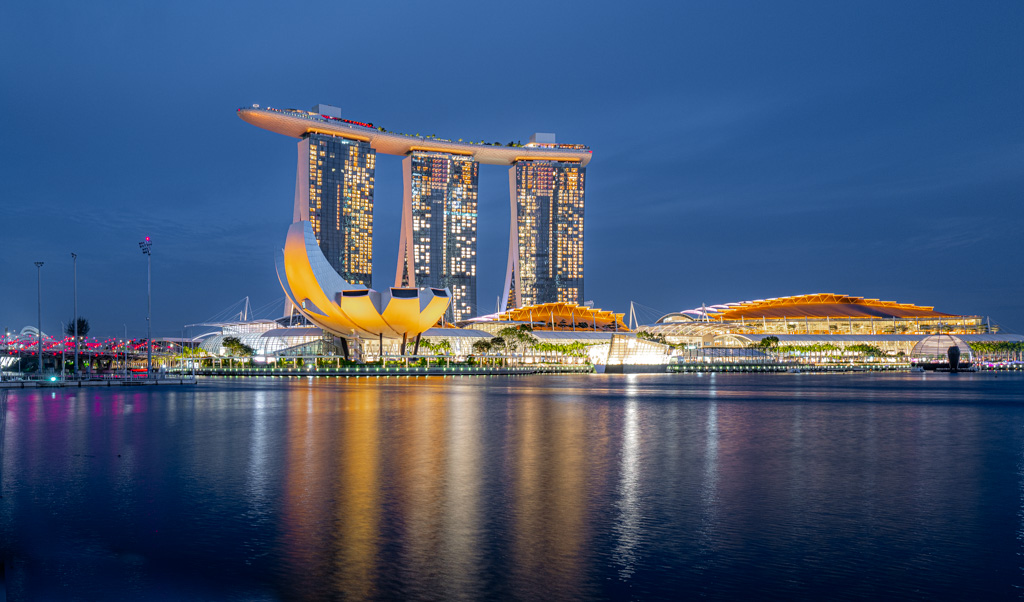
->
[2, 1, 1022, 338]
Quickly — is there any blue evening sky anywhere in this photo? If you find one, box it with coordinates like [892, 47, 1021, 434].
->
[2, 1, 1022, 337]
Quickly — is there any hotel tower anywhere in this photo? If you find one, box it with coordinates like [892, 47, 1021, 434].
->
[293, 105, 375, 286]
[502, 140, 586, 309]
[395, 152, 479, 322]
[238, 104, 591, 317]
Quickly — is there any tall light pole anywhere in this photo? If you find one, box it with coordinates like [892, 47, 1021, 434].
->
[139, 238, 152, 376]
[34, 262, 44, 376]
[123, 324, 128, 379]
[60, 321, 66, 380]
[71, 252, 78, 377]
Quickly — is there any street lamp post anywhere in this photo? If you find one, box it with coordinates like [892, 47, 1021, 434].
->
[139, 238, 152, 377]
[61, 321, 66, 380]
[1, 328, 6, 382]
[34, 262, 44, 377]
[71, 252, 78, 377]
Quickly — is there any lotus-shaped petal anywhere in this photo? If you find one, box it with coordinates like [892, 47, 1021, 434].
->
[277, 221, 450, 339]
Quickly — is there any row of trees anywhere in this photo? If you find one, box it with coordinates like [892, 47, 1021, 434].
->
[469, 325, 540, 358]
[418, 338, 452, 356]
[751, 336, 894, 358]
[771, 342, 887, 357]
[968, 341, 1024, 360]
[759, 339, 1024, 360]
[461, 325, 595, 362]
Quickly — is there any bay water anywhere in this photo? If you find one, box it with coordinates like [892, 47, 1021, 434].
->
[1, 373, 1023, 600]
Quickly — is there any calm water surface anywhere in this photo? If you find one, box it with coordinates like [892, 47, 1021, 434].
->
[2, 373, 1024, 600]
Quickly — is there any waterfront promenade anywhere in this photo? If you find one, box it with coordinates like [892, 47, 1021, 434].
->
[182, 364, 592, 378]
[0, 376, 197, 389]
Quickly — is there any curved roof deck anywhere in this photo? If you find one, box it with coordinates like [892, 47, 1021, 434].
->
[659, 293, 963, 323]
[238, 106, 593, 167]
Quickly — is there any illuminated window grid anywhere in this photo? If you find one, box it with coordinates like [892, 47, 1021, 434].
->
[304, 133, 375, 286]
[515, 161, 585, 306]
[409, 151, 478, 321]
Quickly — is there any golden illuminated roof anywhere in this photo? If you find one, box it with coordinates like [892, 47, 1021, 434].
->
[664, 293, 959, 322]
[238, 107, 593, 167]
[497, 302, 627, 331]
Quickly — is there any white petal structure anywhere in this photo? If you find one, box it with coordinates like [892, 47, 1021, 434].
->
[277, 221, 451, 339]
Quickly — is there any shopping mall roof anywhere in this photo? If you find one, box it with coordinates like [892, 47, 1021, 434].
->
[738, 333, 1024, 344]
[421, 328, 491, 339]
[483, 302, 627, 331]
[659, 293, 963, 322]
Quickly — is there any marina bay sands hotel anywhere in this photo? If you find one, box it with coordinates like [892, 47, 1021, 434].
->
[238, 104, 591, 322]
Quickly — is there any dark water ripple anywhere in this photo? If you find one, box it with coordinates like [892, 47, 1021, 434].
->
[1, 373, 1023, 600]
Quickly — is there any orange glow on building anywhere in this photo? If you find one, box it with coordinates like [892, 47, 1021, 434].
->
[495, 302, 627, 332]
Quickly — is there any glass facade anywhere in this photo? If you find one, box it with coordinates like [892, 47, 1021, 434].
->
[511, 160, 585, 308]
[306, 133, 375, 286]
[404, 152, 478, 322]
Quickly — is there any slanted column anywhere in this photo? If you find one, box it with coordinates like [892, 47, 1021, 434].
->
[502, 165, 522, 310]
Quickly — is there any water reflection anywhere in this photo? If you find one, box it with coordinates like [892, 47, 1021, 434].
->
[332, 387, 380, 599]
[389, 384, 445, 597]
[510, 385, 589, 599]
[0, 374, 1022, 599]
[1018, 437, 1024, 591]
[442, 390, 482, 598]
[613, 398, 640, 580]
[696, 401, 719, 570]
[281, 384, 383, 599]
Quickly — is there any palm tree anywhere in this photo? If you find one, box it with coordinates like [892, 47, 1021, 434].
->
[65, 317, 90, 339]
[472, 340, 492, 365]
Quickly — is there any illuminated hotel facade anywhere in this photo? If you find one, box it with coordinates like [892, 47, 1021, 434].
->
[297, 132, 375, 286]
[502, 150, 586, 309]
[395, 152, 479, 322]
[238, 104, 591, 319]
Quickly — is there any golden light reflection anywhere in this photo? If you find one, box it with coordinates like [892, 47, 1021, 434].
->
[277, 380, 597, 597]
[281, 385, 381, 599]
[511, 391, 589, 598]
[333, 387, 381, 598]
[390, 384, 447, 593]
[443, 391, 483, 597]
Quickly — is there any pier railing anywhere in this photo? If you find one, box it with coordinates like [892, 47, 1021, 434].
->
[178, 364, 593, 378]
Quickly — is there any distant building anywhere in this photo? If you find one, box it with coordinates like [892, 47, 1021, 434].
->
[396, 151, 479, 322]
[641, 293, 1023, 356]
[652, 293, 988, 337]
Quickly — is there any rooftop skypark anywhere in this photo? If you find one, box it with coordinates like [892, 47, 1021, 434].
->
[237, 105, 593, 166]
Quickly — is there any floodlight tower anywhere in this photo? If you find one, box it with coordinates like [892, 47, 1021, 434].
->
[34, 262, 44, 375]
[139, 237, 152, 376]
[71, 252, 78, 376]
